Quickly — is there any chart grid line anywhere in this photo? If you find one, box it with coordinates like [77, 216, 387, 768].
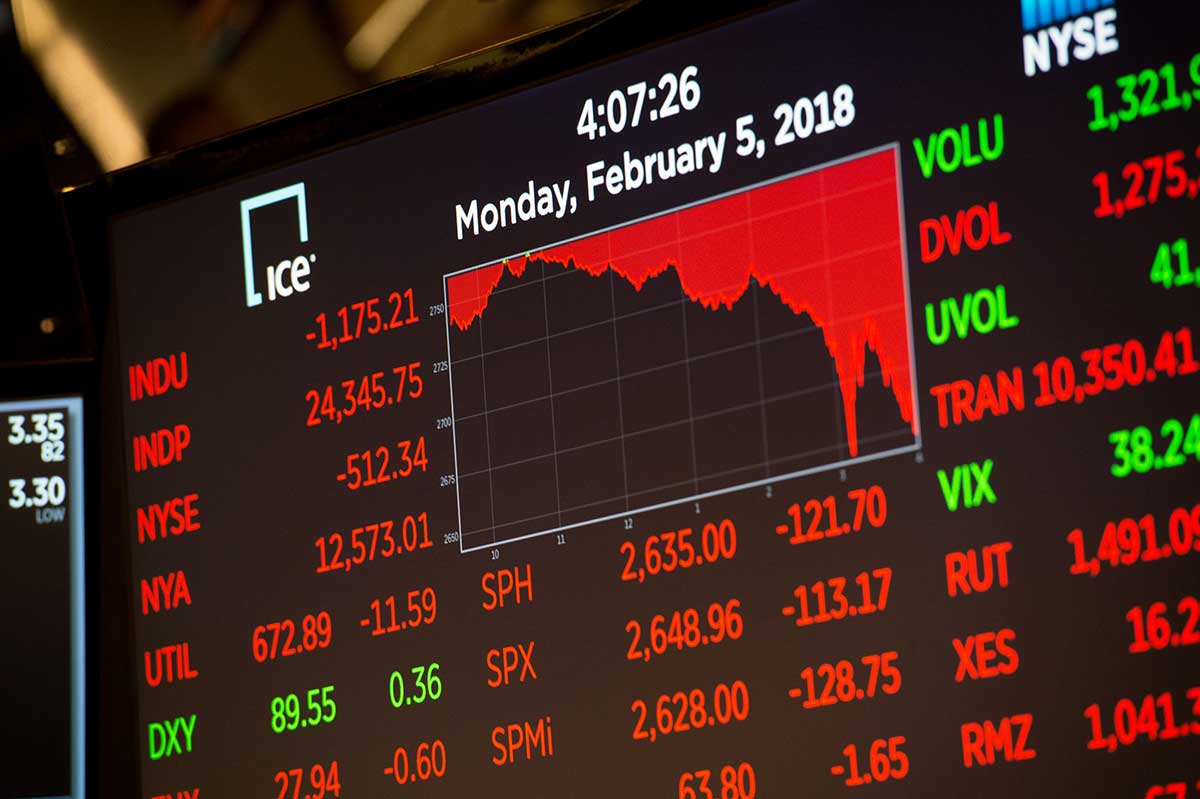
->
[819, 167, 848, 461]
[676, 210, 701, 495]
[894, 144, 924, 445]
[459, 441, 920, 552]
[458, 429, 917, 540]
[477, 309, 498, 543]
[539, 257, 564, 528]
[747, 190, 772, 479]
[450, 239, 900, 347]
[608, 242, 632, 512]
[453, 368, 898, 480]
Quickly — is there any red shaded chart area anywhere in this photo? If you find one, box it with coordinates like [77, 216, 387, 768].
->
[448, 148, 916, 458]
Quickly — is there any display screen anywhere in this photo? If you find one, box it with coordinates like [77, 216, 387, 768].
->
[0, 396, 85, 799]
[110, 1, 1200, 796]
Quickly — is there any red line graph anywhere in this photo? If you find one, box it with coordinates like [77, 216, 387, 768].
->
[447, 149, 915, 457]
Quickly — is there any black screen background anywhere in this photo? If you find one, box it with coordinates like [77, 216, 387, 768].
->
[109, 2, 1200, 796]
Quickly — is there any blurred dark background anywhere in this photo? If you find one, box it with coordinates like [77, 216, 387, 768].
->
[0, 0, 622, 370]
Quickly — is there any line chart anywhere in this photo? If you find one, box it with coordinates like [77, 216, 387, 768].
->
[444, 144, 920, 550]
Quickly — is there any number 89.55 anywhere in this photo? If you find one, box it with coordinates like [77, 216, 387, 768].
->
[270, 686, 336, 733]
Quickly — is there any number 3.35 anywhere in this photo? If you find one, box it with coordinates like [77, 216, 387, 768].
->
[7, 413, 66, 462]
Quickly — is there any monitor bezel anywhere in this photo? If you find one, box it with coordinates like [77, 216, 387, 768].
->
[0, 385, 90, 799]
[93, 1, 790, 219]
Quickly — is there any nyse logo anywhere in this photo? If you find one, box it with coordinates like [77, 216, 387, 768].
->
[1021, 0, 1118, 77]
[240, 182, 315, 307]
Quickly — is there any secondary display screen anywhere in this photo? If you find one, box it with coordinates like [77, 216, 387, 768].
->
[0, 396, 85, 799]
[110, 1, 1199, 797]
